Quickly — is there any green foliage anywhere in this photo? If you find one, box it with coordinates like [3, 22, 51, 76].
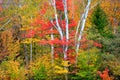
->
[54, 60, 69, 74]
[0, 1, 120, 80]
[33, 65, 47, 80]
[29, 54, 55, 80]
[91, 5, 110, 37]
[99, 53, 120, 79]
[87, 26, 120, 79]
[92, 5, 108, 31]
[102, 28, 120, 55]
[73, 48, 101, 80]
[0, 60, 26, 80]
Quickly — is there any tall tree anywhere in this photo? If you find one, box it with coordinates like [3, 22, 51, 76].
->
[91, 5, 108, 36]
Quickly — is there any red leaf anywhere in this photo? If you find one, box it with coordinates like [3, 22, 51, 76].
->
[39, 40, 48, 45]
[40, 8, 46, 15]
[25, 30, 36, 38]
[0, 18, 3, 20]
[69, 20, 77, 28]
[56, 0, 64, 11]
[54, 53, 59, 59]
[93, 42, 102, 48]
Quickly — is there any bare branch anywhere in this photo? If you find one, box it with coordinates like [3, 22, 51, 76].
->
[90, 0, 102, 10]
[0, 18, 12, 30]
[53, 0, 63, 40]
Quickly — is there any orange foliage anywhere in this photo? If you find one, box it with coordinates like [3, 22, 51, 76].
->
[0, 5, 2, 11]
[101, 0, 120, 27]
[97, 68, 111, 80]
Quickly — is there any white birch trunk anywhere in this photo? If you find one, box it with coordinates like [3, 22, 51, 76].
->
[53, 0, 64, 40]
[63, 0, 69, 80]
[75, 0, 91, 64]
[30, 16, 33, 63]
[63, 0, 69, 59]
[75, 13, 84, 47]
[30, 42, 32, 63]
[51, 27, 54, 65]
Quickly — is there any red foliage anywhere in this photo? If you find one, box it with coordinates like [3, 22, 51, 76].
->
[39, 2, 49, 15]
[46, 30, 59, 34]
[35, 20, 53, 31]
[38, 32, 46, 38]
[0, 18, 3, 20]
[69, 56, 76, 64]
[67, 52, 76, 64]
[25, 30, 36, 38]
[56, 0, 64, 11]
[40, 8, 46, 15]
[55, 0, 70, 11]
[35, 19, 45, 26]
[60, 40, 69, 45]
[24, 1, 81, 65]
[39, 40, 48, 45]
[54, 53, 59, 59]
[79, 35, 89, 49]
[97, 68, 111, 80]
[0, 16, 9, 21]
[93, 42, 102, 48]
[48, 37, 70, 46]
[56, 48, 63, 52]
[67, 49, 75, 54]
[69, 20, 77, 28]
[52, 19, 77, 31]
[0, 5, 2, 11]
[80, 36, 88, 43]
[48, 38, 60, 45]
[80, 44, 88, 49]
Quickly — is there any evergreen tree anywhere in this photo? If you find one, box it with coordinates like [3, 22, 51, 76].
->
[91, 5, 109, 36]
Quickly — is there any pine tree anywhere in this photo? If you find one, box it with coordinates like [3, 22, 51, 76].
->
[91, 5, 108, 36]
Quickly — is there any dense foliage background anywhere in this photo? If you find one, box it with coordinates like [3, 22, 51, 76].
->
[0, 0, 120, 80]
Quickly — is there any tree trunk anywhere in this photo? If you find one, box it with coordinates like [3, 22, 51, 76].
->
[23, 44, 29, 69]
[75, 0, 91, 65]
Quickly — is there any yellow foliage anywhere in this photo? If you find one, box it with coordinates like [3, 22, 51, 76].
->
[55, 65, 63, 70]
[21, 38, 40, 44]
[101, 0, 120, 27]
[8, 40, 20, 60]
[61, 61, 70, 67]
[20, 5, 28, 10]
[0, 68, 7, 79]
[20, 26, 31, 31]
[20, 26, 38, 31]
[85, 18, 92, 30]
[54, 60, 69, 74]
[0, 30, 20, 60]
[55, 69, 68, 74]
[0, 60, 27, 80]
[8, 61, 19, 73]
[89, 47, 100, 53]
[29, 54, 52, 78]
[54, 65, 68, 74]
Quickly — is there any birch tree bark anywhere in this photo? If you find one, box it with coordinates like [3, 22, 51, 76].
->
[50, 0, 69, 79]
[50, 0, 93, 72]
[75, 0, 91, 65]
[63, 1, 69, 80]
[53, 0, 64, 40]
[30, 16, 33, 63]
[23, 44, 29, 69]
[63, 0, 69, 60]
[50, 27, 54, 65]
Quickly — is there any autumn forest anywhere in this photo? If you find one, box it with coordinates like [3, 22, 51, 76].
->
[0, 0, 120, 80]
